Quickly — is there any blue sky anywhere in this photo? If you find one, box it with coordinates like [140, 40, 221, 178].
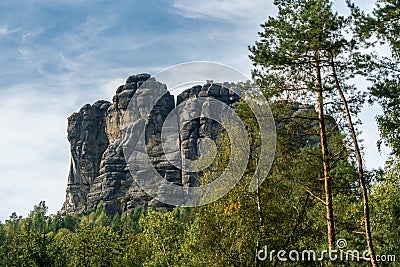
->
[0, 0, 390, 220]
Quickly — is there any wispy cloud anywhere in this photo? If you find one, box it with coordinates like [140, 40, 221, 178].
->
[172, 0, 275, 25]
[0, 25, 19, 37]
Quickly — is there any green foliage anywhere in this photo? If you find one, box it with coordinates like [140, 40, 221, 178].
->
[189, 100, 364, 266]
[249, 1, 386, 264]
[248, 1, 371, 172]
[1, 101, 386, 267]
[350, 0, 400, 156]
[371, 82, 400, 156]
[350, 0, 400, 58]
[0, 202, 193, 267]
[138, 209, 186, 266]
[369, 159, 400, 259]
[0, 132, 398, 267]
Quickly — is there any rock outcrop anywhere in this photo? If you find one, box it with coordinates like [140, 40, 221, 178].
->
[61, 74, 240, 215]
[175, 82, 239, 187]
[62, 100, 110, 213]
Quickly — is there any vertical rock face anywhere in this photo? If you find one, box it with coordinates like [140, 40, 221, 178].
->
[61, 75, 240, 216]
[86, 76, 178, 214]
[62, 100, 111, 213]
[176, 82, 239, 187]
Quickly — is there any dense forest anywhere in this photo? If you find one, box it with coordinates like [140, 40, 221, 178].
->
[1, 0, 400, 266]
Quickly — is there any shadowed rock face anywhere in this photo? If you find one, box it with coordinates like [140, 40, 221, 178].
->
[62, 74, 163, 215]
[61, 74, 241, 216]
[176, 82, 240, 188]
[62, 100, 111, 213]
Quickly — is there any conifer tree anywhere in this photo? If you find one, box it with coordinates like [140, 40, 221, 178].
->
[250, 0, 377, 265]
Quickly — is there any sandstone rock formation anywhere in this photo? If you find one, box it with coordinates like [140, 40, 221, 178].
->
[61, 74, 240, 215]
[62, 100, 110, 213]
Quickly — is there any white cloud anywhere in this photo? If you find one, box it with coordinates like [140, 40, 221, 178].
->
[0, 87, 74, 219]
[172, 0, 275, 26]
[0, 25, 19, 37]
[57, 53, 85, 72]
[17, 48, 31, 60]
[22, 27, 44, 42]
[168, 0, 277, 76]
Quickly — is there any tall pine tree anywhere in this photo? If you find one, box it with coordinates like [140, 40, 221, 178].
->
[249, 0, 377, 265]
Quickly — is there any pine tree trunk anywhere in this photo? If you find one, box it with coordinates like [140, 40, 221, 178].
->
[329, 53, 378, 267]
[255, 175, 264, 267]
[315, 56, 336, 250]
